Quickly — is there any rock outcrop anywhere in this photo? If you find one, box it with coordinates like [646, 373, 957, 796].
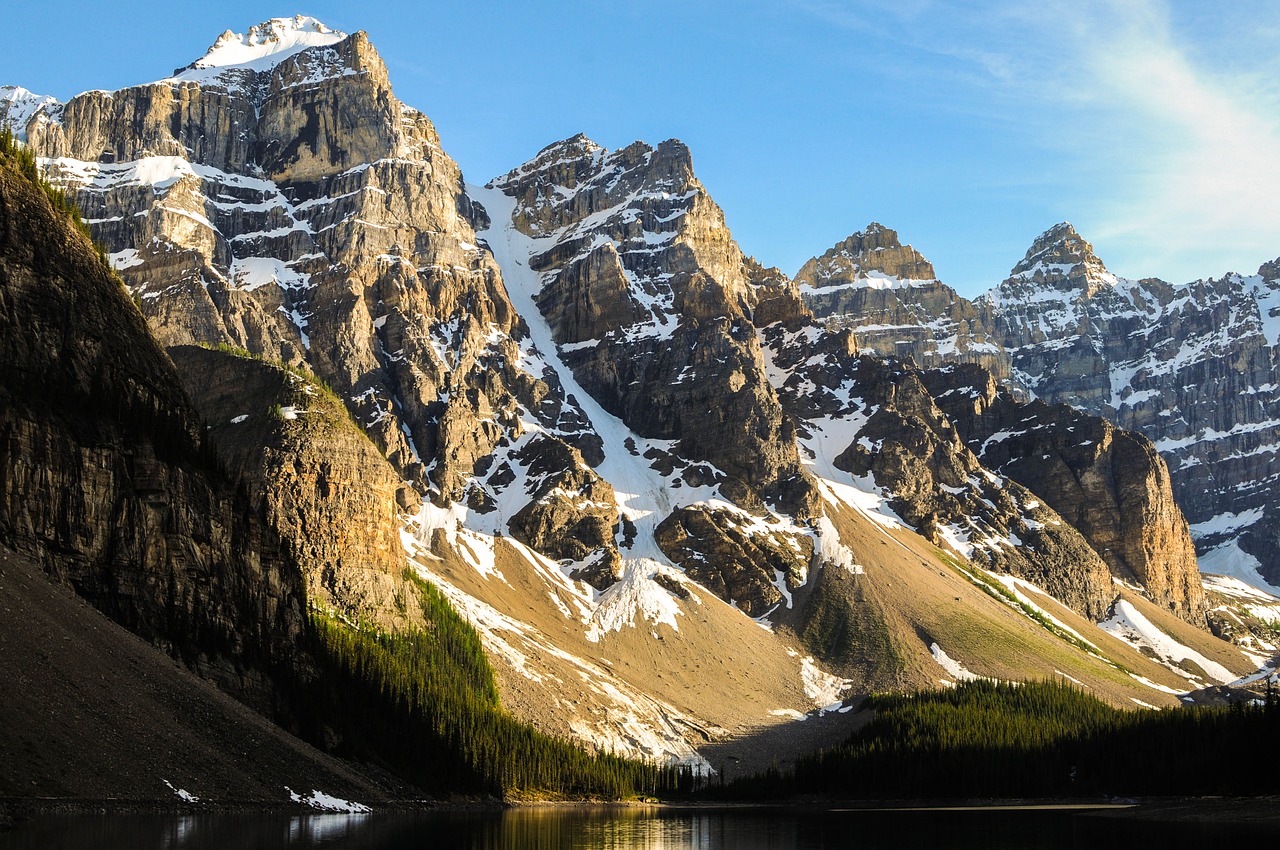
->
[654, 507, 812, 617]
[796, 223, 1006, 378]
[504, 433, 622, 589]
[922, 363, 1207, 624]
[0, 153, 307, 709]
[169, 345, 422, 632]
[490, 135, 819, 518]
[759, 324, 1116, 620]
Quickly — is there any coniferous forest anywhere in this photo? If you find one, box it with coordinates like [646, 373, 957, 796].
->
[298, 576, 688, 799]
[716, 680, 1280, 800]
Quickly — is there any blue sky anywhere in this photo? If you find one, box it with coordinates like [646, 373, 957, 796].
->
[4, 1, 1278, 295]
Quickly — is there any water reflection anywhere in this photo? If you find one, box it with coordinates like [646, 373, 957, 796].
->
[0, 805, 1264, 850]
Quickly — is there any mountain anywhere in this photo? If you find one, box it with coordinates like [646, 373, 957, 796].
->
[800, 222, 1280, 597]
[2, 16, 1273, 787]
[796, 223, 1006, 378]
[0, 138, 308, 710]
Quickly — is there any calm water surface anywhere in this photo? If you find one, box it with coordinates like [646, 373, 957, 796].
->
[0, 806, 1246, 849]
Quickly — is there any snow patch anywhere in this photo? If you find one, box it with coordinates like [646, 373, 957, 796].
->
[162, 780, 199, 803]
[929, 641, 979, 683]
[1100, 599, 1235, 685]
[1202, 573, 1280, 604]
[585, 559, 683, 643]
[286, 787, 370, 814]
[798, 655, 852, 706]
[813, 514, 864, 575]
[1199, 540, 1280, 597]
[178, 17, 346, 77]
[230, 256, 311, 292]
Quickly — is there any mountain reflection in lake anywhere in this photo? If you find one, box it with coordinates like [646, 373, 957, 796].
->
[0, 805, 1260, 849]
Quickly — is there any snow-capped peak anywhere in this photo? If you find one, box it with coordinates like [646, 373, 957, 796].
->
[0, 85, 64, 141]
[179, 16, 347, 75]
[490, 133, 605, 189]
[1007, 221, 1117, 292]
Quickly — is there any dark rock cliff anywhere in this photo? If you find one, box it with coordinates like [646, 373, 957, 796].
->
[168, 345, 423, 631]
[0, 158, 308, 710]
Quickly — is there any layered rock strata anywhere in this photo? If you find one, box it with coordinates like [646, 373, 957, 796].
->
[800, 221, 1280, 589]
[0, 157, 306, 709]
[6, 17, 594, 518]
[797, 223, 1006, 378]
[169, 345, 423, 631]
[922, 363, 1207, 624]
[490, 135, 819, 518]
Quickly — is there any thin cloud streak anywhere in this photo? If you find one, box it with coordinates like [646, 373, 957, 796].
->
[784, 0, 1280, 282]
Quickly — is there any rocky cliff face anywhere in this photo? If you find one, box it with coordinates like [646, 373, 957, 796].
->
[796, 223, 1007, 378]
[6, 17, 607, 574]
[803, 221, 1280, 593]
[921, 364, 1206, 623]
[168, 345, 423, 632]
[758, 325, 1116, 620]
[0, 155, 307, 709]
[488, 135, 818, 519]
[984, 227, 1280, 592]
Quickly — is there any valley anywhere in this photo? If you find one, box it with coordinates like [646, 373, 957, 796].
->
[1, 15, 1278, 811]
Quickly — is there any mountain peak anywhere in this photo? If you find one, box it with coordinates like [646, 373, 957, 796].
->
[795, 222, 937, 289]
[838, 222, 904, 253]
[1009, 222, 1116, 291]
[177, 16, 347, 76]
[0, 85, 63, 141]
[543, 133, 605, 158]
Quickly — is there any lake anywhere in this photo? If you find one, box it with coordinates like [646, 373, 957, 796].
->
[0, 804, 1262, 849]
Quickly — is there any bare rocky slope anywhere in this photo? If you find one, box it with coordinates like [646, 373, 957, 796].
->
[3, 16, 1272, 781]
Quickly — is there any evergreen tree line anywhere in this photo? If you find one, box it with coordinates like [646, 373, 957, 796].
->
[0, 128, 110, 266]
[713, 679, 1280, 800]
[297, 575, 693, 799]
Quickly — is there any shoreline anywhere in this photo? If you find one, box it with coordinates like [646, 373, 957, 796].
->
[6, 794, 1277, 818]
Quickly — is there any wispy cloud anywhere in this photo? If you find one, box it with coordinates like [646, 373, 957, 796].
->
[1063, 1, 1280, 276]
[784, 0, 1280, 279]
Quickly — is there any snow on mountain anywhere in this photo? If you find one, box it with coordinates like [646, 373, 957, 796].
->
[805, 219, 1280, 597]
[0, 85, 63, 141]
[172, 15, 347, 79]
[1100, 599, 1235, 688]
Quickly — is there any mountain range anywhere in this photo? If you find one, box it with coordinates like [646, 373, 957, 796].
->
[2, 16, 1278, 800]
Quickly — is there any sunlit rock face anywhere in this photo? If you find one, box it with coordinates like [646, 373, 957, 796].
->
[7, 17, 600, 517]
[804, 220, 1280, 590]
[796, 222, 1008, 380]
[921, 363, 1207, 625]
[490, 134, 821, 519]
